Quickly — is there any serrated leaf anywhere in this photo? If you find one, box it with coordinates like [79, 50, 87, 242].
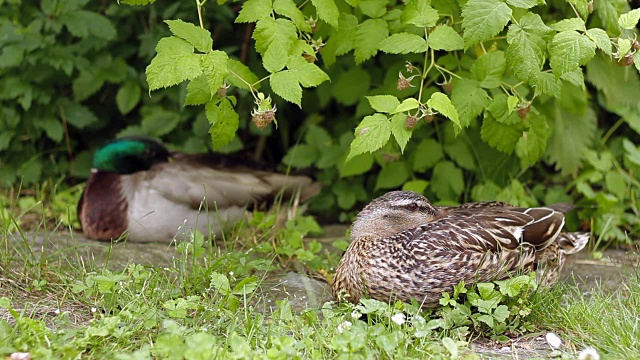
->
[586, 28, 613, 56]
[506, 0, 538, 9]
[430, 161, 464, 200]
[595, 0, 623, 33]
[283, 144, 319, 168]
[354, 19, 388, 63]
[560, 70, 585, 89]
[461, 0, 512, 49]
[401, 0, 439, 28]
[375, 161, 410, 190]
[39, 117, 63, 142]
[201, 50, 229, 94]
[427, 92, 459, 128]
[545, 86, 597, 174]
[73, 70, 104, 102]
[359, 0, 388, 18]
[237, 0, 273, 23]
[311, 0, 340, 27]
[332, 68, 371, 105]
[618, 8, 640, 29]
[274, 0, 312, 32]
[550, 18, 585, 32]
[62, 101, 99, 129]
[207, 98, 239, 149]
[535, 72, 561, 98]
[391, 113, 412, 152]
[549, 31, 596, 77]
[515, 112, 549, 166]
[61, 10, 116, 40]
[617, 38, 632, 57]
[391, 98, 420, 114]
[444, 140, 477, 170]
[488, 94, 519, 124]
[413, 138, 443, 171]
[506, 13, 553, 83]
[322, 14, 357, 66]
[471, 51, 506, 88]
[165, 19, 212, 53]
[451, 78, 490, 129]
[481, 113, 525, 153]
[146, 37, 203, 91]
[253, 18, 297, 72]
[185, 76, 213, 106]
[347, 114, 392, 160]
[116, 80, 141, 115]
[227, 59, 260, 90]
[287, 56, 330, 87]
[428, 25, 464, 51]
[623, 139, 640, 166]
[367, 95, 400, 113]
[270, 70, 302, 106]
[141, 108, 180, 136]
[379, 33, 428, 54]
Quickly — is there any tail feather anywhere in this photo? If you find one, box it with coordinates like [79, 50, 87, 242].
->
[557, 232, 589, 254]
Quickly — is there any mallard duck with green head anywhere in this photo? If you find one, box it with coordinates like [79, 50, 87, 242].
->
[78, 136, 321, 243]
[332, 191, 589, 308]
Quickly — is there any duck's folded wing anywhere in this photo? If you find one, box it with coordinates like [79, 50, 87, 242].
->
[147, 162, 319, 209]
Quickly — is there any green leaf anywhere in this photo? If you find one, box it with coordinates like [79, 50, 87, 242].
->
[39, 117, 63, 142]
[141, 108, 180, 137]
[73, 70, 104, 102]
[488, 94, 518, 124]
[401, 0, 439, 28]
[165, 19, 212, 53]
[339, 153, 375, 177]
[119, 0, 155, 4]
[545, 85, 597, 174]
[427, 92, 459, 128]
[430, 161, 464, 200]
[623, 139, 640, 166]
[201, 50, 229, 95]
[146, 37, 203, 91]
[451, 78, 490, 129]
[471, 51, 506, 88]
[444, 140, 477, 170]
[506, 13, 553, 83]
[413, 138, 444, 171]
[287, 56, 330, 87]
[359, 0, 388, 18]
[403, 180, 429, 194]
[354, 19, 388, 63]
[322, 14, 358, 66]
[428, 25, 464, 51]
[207, 98, 239, 149]
[62, 101, 99, 129]
[332, 68, 371, 106]
[391, 113, 412, 152]
[62, 10, 116, 40]
[506, 0, 538, 9]
[515, 112, 549, 166]
[535, 71, 561, 98]
[237, 0, 273, 23]
[283, 144, 319, 168]
[618, 8, 640, 29]
[481, 113, 525, 153]
[549, 31, 596, 77]
[595, 0, 624, 33]
[274, 0, 312, 32]
[311, 0, 340, 27]
[493, 305, 510, 322]
[461, 0, 512, 49]
[185, 76, 212, 106]
[347, 114, 392, 161]
[375, 161, 410, 190]
[605, 171, 627, 198]
[391, 98, 420, 114]
[617, 38, 632, 57]
[227, 59, 260, 91]
[270, 70, 302, 106]
[560, 70, 585, 89]
[116, 80, 141, 115]
[253, 18, 298, 72]
[367, 95, 400, 113]
[550, 18, 585, 32]
[379, 33, 428, 54]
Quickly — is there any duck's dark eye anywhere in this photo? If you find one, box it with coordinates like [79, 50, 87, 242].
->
[407, 203, 419, 211]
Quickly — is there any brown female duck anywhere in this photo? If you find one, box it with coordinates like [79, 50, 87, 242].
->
[332, 191, 588, 307]
[78, 136, 320, 243]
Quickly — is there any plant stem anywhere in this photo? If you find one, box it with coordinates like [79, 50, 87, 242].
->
[196, 0, 206, 29]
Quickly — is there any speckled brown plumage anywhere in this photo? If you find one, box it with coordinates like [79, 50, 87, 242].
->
[332, 191, 589, 308]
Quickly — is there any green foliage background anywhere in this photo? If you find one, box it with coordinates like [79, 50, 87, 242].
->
[1, 0, 640, 243]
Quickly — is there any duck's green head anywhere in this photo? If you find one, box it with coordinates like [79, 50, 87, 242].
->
[92, 136, 170, 174]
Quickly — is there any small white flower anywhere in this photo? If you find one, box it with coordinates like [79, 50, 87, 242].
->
[54, 308, 61, 315]
[545, 332, 562, 348]
[229, 271, 234, 276]
[201, 327, 208, 332]
[350, 310, 362, 319]
[391, 313, 406, 325]
[337, 320, 352, 333]
[578, 347, 600, 360]
[91, 307, 97, 313]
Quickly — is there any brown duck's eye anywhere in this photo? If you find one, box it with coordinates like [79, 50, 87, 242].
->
[407, 203, 419, 211]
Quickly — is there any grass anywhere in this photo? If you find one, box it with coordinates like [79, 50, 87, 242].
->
[1, 185, 639, 359]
